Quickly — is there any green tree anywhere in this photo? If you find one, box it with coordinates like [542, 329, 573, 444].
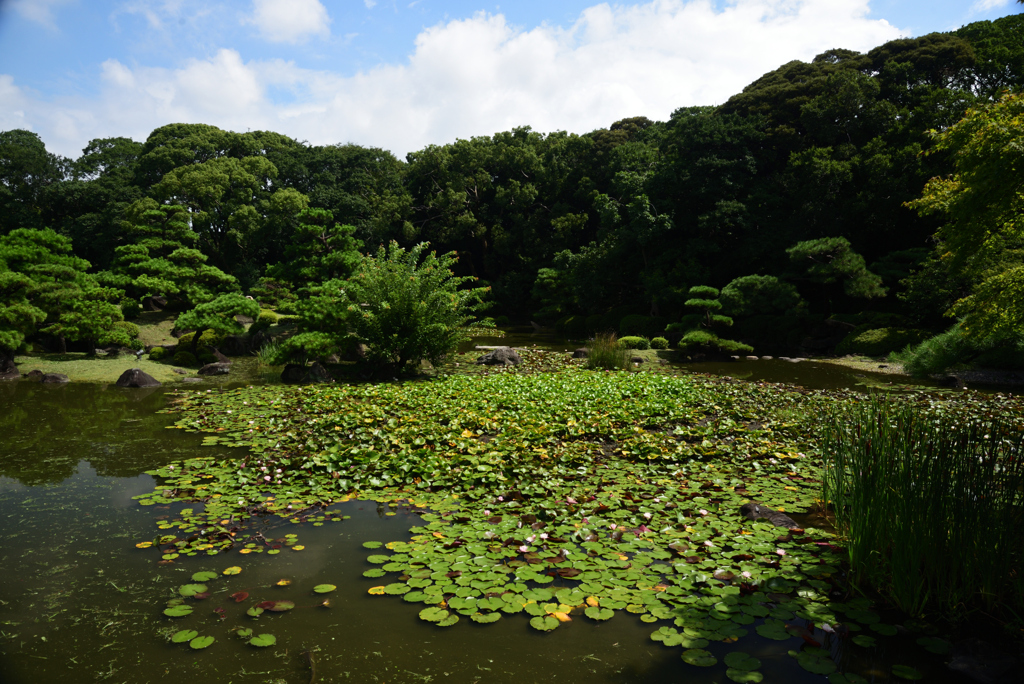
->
[0, 130, 68, 234]
[906, 91, 1024, 341]
[787, 237, 887, 301]
[0, 228, 129, 354]
[720, 275, 806, 317]
[265, 207, 363, 291]
[280, 242, 489, 376]
[100, 199, 239, 307]
[174, 293, 260, 357]
[672, 286, 753, 355]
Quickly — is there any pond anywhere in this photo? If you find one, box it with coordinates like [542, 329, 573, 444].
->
[0, 352, 988, 683]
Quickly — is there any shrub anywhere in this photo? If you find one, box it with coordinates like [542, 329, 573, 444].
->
[650, 336, 669, 350]
[112, 320, 140, 342]
[822, 397, 1024, 617]
[720, 275, 805, 317]
[177, 329, 229, 351]
[255, 340, 282, 367]
[120, 298, 142, 320]
[198, 352, 217, 365]
[678, 329, 753, 355]
[258, 310, 279, 325]
[585, 333, 630, 370]
[148, 346, 168, 361]
[835, 327, 931, 357]
[172, 351, 197, 367]
[618, 336, 650, 350]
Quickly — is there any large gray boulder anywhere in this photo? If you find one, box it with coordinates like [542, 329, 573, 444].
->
[307, 361, 334, 383]
[40, 373, 69, 384]
[0, 355, 19, 381]
[115, 368, 161, 388]
[476, 346, 522, 366]
[198, 362, 231, 376]
[281, 364, 307, 383]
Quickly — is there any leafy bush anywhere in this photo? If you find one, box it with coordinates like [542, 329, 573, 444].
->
[720, 275, 805, 317]
[120, 298, 142, 321]
[177, 329, 228, 351]
[148, 346, 168, 361]
[679, 329, 753, 355]
[585, 333, 630, 370]
[172, 351, 197, 367]
[891, 324, 1024, 376]
[618, 336, 650, 350]
[835, 327, 931, 357]
[258, 310, 279, 325]
[650, 337, 669, 350]
[822, 397, 1024, 616]
[112, 320, 140, 342]
[279, 242, 489, 376]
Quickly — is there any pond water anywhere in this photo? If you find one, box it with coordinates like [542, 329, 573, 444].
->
[0, 345, 979, 683]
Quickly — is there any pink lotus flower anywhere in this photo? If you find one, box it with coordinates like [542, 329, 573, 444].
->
[699, 509, 709, 516]
[518, 545, 529, 553]
[776, 549, 786, 556]
[741, 571, 752, 578]
[643, 512, 652, 520]
[264, 476, 271, 482]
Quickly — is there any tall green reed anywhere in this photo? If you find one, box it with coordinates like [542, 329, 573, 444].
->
[585, 333, 631, 370]
[821, 396, 1024, 618]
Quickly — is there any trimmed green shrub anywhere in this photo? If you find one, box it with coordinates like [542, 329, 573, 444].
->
[650, 337, 669, 350]
[836, 327, 931, 357]
[112, 320, 140, 341]
[585, 333, 630, 370]
[173, 351, 197, 367]
[258, 310, 279, 325]
[679, 329, 753, 355]
[618, 336, 650, 350]
[148, 346, 168, 361]
[177, 329, 229, 351]
[198, 352, 217, 365]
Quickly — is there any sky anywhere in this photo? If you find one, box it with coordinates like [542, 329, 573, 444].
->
[0, 0, 1021, 161]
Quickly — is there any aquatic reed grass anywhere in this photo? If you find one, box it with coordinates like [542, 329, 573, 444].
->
[821, 397, 1024, 618]
[255, 340, 282, 367]
[585, 333, 631, 370]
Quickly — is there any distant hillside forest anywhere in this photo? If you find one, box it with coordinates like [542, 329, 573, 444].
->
[2, 15, 1024, 370]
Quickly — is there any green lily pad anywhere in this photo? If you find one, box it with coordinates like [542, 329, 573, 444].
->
[871, 623, 898, 636]
[530, 616, 559, 631]
[178, 583, 208, 597]
[727, 670, 764, 684]
[171, 629, 198, 643]
[852, 635, 876, 648]
[755, 619, 790, 640]
[419, 607, 450, 623]
[247, 606, 264, 617]
[189, 635, 215, 650]
[916, 636, 951, 655]
[163, 605, 193, 618]
[249, 634, 276, 648]
[892, 665, 923, 680]
[471, 612, 501, 624]
[792, 651, 836, 675]
[724, 652, 761, 671]
[191, 571, 218, 582]
[682, 649, 716, 667]
[585, 606, 614, 621]
[313, 584, 337, 594]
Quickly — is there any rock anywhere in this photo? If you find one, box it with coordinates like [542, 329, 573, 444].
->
[281, 364, 307, 383]
[211, 348, 232, 364]
[320, 354, 340, 364]
[142, 295, 167, 311]
[630, 356, 645, 364]
[234, 314, 254, 326]
[248, 329, 268, 352]
[745, 355, 759, 360]
[115, 368, 161, 388]
[0, 355, 19, 381]
[476, 346, 522, 366]
[23, 369, 43, 379]
[172, 367, 188, 375]
[198, 362, 231, 376]
[948, 638, 1019, 684]
[739, 502, 799, 529]
[40, 373, 69, 384]
[572, 347, 589, 359]
[307, 361, 334, 383]
[761, 356, 774, 360]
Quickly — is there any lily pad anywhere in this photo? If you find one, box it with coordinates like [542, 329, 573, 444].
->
[727, 670, 764, 683]
[163, 605, 193, 618]
[852, 635, 876, 648]
[313, 584, 337, 594]
[682, 649, 717, 667]
[892, 665, 923, 680]
[249, 633, 276, 648]
[530, 615, 559, 631]
[223, 566, 242, 576]
[178, 583, 208, 597]
[724, 652, 761, 671]
[191, 571, 218, 582]
[916, 636, 950, 655]
[189, 635, 215, 650]
[171, 629, 198, 643]
[584, 606, 613, 621]
[256, 600, 294, 612]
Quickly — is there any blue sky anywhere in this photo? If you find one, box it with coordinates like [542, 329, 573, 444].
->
[1, 0, 1020, 159]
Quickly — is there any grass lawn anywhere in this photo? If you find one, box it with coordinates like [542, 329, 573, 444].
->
[13, 353, 190, 384]
[135, 311, 179, 347]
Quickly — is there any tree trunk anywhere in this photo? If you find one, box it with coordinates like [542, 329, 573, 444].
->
[58, 335, 66, 354]
[192, 328, 205, 356]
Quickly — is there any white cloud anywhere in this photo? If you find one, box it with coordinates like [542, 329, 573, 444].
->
[8, 0, 75, 30]
[970, 0, 1010, 12]
[246, 0, 331, 43]
[2, 0, 905, 159]
[365, 0, 377, 8]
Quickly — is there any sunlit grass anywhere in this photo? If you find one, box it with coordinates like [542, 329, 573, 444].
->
[13, 353, 186, 384]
